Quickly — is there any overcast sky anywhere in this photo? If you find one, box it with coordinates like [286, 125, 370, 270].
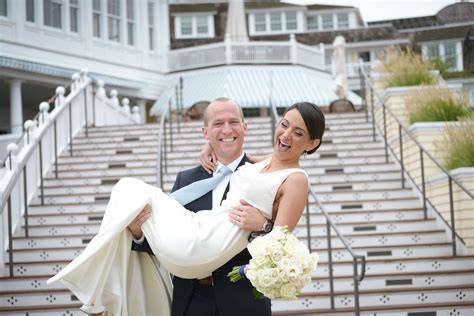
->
[284, 0, 464, 22]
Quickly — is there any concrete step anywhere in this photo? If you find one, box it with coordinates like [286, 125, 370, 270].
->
[6, 241, 456, 264]
[272, 285, 474, 313]
[5, 255, 473, 280]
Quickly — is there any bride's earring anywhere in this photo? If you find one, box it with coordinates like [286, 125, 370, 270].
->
[303, 150, 307, 158]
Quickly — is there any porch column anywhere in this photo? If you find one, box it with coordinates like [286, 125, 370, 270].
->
[10, 79, 23, 134]
[137, 99, 147, 124]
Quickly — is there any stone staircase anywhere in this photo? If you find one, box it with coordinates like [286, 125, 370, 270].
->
[1, 112, 473, 315]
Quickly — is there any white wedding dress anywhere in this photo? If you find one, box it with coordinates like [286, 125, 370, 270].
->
[47, 159, 307, 315]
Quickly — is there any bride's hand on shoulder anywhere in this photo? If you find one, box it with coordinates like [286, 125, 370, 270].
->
[128, 204, 152, 239]
[229, 199, 267, 232]
[199, 142, 217, 174]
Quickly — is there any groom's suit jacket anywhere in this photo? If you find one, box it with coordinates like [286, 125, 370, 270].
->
[133, 154, 271, 316]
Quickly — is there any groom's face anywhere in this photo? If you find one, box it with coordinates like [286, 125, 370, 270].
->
[202, 100, 248, 165]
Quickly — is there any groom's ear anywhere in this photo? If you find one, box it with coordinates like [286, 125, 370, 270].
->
[201, 126, 209, 140]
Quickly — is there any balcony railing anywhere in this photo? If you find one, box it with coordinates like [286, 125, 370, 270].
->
[167, 34, 325, 72]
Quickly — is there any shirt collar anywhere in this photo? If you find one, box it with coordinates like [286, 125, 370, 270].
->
[215, 152, 245, 175]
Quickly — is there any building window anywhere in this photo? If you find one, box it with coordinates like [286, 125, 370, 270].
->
[307, 15, 318, 30]
[254, 13, 266, 32]
[93, 0, 101, 37]
[26, 0, 35, 22]
[0, 0, 7, 17]
[44, 0, 62, 29]
[426, 43, 439, 59]
[175, 15, 214, 38]
[148, 1, 154, 50]
[108, 0, 121, 42]
[196, 15, 208, 35]
[337, 13, 349, 28]
[70, 0, 79, 32]
[322, 14, 333, 30]
[180, 16, 192, 36]
[425, 41, 460, 70]
[470, 89, 474, 105]
[270, 12, 282, 31]
[252, 11, 300, 34]
[286, 11, 297, 31]
[126, 0, 134, 45]
[444, 42, 457, 68]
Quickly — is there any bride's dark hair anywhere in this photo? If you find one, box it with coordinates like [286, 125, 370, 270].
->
[284, 102, 325, 154]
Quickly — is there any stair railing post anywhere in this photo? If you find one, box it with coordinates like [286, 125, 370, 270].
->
[326, 219, 335, 310]
[420, 149, 427, 219]
[353, 257, 360, 316]
[69, 102, 73, 156]
[358, 63, 368, 123]
[164, 115, 168, 174]
[178, 77, 183, 133]
[168, 101, 173, 151]
[39, 140, 44, 206]
[448, 178, 457, 256]
[382, 104, 388, 163]
[370, 87, 376, 142]
[23, 166, 29, 237]
[8, 197, 13, 277]
[398, 124, 405, 189]
[305, 197, 311, 251]
[54, 120, 58, 179]
[92, 81, 96, 127]
[83, 88, 88, 138]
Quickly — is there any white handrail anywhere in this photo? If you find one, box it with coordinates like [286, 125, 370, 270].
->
[0, 72, 140, 276]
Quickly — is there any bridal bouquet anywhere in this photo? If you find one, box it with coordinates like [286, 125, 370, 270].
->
[228, 226, 318, 300]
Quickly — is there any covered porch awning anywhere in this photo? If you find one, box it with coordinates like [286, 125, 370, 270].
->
[153, 65, 362, 114]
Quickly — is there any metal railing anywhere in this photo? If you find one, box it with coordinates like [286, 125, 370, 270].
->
[156, 79, 184, 187]
[358, 61, 473, 256]
[309, 190, 366, 314]
[269, 102, 366, 314]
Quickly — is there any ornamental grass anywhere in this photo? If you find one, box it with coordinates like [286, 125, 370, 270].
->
[405, 86, 471, 124]
[376, 47, 437, 88]
[444, 115, 474, 170]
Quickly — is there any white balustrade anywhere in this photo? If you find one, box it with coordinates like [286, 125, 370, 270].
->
[167, 38, 326, 72]
[0, 73, 141, 275]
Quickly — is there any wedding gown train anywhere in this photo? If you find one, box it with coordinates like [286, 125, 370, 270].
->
[47, 159, 307, 315]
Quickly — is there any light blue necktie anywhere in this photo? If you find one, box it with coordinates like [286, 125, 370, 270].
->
[170, 165, 232, 206]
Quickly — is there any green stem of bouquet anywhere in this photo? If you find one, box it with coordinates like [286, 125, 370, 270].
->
[227, 266, 244, 283]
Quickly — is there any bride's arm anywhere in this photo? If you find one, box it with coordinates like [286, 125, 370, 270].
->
[273, 173, 309, 231]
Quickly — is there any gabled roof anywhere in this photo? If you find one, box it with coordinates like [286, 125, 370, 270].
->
[294, 25, 405, 45]
[412, 25, 474, 43]
[306, 4, 356, 11]
[170, 3, 218, 14]
[368, 2, 474, 30]
[245, 2, 300, 10]
[369, 16, 440, 30]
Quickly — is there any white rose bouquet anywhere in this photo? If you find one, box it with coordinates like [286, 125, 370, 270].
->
[228, 226, 318, 300]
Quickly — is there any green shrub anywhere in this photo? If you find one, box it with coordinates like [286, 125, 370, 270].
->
[376, 47, 437, 88]
[444, 115, 474, 170]
[406, 87, 471, 124]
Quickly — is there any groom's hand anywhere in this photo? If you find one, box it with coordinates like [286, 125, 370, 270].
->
[229, 199, 267, 232]
[128, 204, 152, 239]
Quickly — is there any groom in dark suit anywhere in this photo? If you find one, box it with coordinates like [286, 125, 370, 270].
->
[129, 97, 271, 316]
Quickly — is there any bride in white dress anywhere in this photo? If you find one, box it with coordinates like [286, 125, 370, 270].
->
[47, 102, 325, 315]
